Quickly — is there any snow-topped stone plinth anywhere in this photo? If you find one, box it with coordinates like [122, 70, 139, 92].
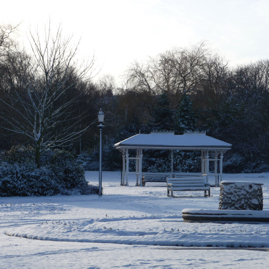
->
[219, 181, 263, 211]
[182, 209, 269, 222]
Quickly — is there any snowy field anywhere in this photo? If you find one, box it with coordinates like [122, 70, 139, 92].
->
[1, 172, 269, 268]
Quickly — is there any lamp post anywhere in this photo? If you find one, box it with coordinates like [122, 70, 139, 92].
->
[98, 108, 104, 196]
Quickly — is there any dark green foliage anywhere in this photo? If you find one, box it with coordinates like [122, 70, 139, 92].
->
[150, 92, 174, 131]
[175, 95, 197, 134]
[0, 147, 98, 196]
[76, 152, 93, 170]
[143, 150, 201, 173]
[143, 150, 172, 173]
[173, 151, 201, 172]
[43, 150, 89, 191]
[223, 154, 247, 173]
[0, 163, 60, 196]
[0, 145, 35, 164]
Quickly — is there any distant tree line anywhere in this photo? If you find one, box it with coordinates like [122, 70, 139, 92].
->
[1, 25, 269, 172]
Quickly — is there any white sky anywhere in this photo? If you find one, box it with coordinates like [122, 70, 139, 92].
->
[2, 0, 269, 86]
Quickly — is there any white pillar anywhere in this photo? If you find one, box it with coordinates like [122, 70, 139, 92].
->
[201, 150, 204, 175]
[121, 150, 125, 186]
[125, 149, 129, 186]
[171, 150, 174, 176]
[139, 149, 143, 186]
[206, 150, 209, 183]
[136, 149, 139, 186]
[214, 151, 218, 186]
[220, 151, 224, 186]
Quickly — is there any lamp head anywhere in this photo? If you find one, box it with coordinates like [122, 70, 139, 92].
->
[98, 108, 104, 123]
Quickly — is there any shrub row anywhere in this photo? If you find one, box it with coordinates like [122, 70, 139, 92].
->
[0, 147, 99, 197]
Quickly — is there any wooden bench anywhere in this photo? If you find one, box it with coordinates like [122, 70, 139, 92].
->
[142, 173, 172, 186]
[166, 177, 210, 197]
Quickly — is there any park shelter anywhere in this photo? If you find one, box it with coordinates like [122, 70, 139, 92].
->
[114, 132, 232, 187]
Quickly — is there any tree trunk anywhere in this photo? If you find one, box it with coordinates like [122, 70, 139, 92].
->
[35, 140, 41, 168]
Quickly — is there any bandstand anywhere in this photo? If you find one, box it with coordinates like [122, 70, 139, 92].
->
[114, 132, 232, 187]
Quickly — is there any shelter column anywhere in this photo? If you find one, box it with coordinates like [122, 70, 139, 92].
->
[121, 149, 126, 186]
[219, 151, 224, 186]
[206, 150, 209, 183]
[214, 151, 218, 187]
[125, 149, 129, 186]
[171, 150, 174, 176]
[139, 149, 143, 186]
[136, 149, 139, 186]
[201, 150, 205, 175]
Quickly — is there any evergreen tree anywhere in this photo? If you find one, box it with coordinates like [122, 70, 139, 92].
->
[149, 91, 174, 131]
[175, 95, 197, 134]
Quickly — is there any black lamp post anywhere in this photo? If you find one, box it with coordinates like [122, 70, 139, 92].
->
[98, 108, 104, 196]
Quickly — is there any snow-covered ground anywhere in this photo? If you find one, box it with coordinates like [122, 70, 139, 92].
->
[1, 172, 269, 268]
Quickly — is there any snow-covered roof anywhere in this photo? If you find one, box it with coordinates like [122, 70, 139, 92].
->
[114, 132, 232, 151]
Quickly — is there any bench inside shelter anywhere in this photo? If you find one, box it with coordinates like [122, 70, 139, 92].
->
[142, 173, 172, 186]
[142, 172, 204, 186]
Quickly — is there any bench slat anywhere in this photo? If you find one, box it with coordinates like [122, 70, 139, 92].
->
[168, 180, 206, 184]
[167, 177, 204, 181]
[167, 186, 210, 190]
[171, 184, 208, 188]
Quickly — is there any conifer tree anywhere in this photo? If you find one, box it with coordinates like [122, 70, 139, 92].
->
[150, 91, 174, 131]
[175, 95, 197, 134]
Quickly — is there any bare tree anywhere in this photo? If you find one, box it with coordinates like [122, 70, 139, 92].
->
[0, 24, 96, 167]
[0, 24, 20, 56]
[126, 43, 210, 96]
